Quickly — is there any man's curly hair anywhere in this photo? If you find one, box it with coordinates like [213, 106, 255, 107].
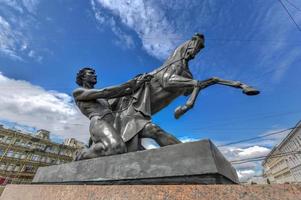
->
[76, 67, 95, 86]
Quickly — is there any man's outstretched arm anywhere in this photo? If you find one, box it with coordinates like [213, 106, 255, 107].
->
[73, 75, 152, 101]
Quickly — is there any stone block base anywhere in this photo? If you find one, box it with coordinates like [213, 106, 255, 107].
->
[32, 140, 238, 184]
[1, 184, 301, 200]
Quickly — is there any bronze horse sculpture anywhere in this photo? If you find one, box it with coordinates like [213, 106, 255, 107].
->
[75, 33, 259, 160]
[110, 33, 259, 151]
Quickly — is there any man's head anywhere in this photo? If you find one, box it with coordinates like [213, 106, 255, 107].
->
[76, 67, 97, 87]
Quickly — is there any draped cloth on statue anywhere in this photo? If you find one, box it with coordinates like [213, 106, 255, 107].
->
[114, 82, 152, 142]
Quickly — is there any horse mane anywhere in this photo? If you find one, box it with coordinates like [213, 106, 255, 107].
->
[163, 40, 190, 66]
[149, 40, 191, 75]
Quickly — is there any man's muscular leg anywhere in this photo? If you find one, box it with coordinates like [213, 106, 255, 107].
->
[75, 114, 126, 160]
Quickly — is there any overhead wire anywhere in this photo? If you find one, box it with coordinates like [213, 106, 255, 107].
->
[285, 0, 301, 12]
[230, 150, 301, 164]
[192, 110, 301, 130]
[278, 0, 301, 32]
[217, 127, 295, 147]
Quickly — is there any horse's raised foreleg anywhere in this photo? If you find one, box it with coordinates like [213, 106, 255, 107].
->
[174, 77, 260, 119]
[174, 86, 201, 119]
[198, 77, 260, 95]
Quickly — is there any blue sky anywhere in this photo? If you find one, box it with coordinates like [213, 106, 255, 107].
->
[0, 0, 301, 181]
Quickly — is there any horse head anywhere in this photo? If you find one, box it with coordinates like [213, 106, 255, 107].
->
[184, 33, 205, 60]
[166, 33, 204, 63]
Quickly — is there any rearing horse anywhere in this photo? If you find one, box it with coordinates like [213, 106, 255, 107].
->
[113, 33, 259, 151]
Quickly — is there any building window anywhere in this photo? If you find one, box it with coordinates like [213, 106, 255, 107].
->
[31, 155, 40, 162]
[46, 157, 51, 163]
[13, 152, 21, 159]
[6, 150, 14, 157]
[39, 144, 46, 151]
[40, 156, 46, 162]
[52, 147, 59, 154]
[23, 165, 35, 173]
[5, 137, 12, 144]
[27, 142, 33, 148]
[20, 153, 26, 159]
[14, 165, 20, 172]
[14, 138, 21, 145]
[0, 163, 7, 170]
[6, 164, 15, 172]
[59, 150, 66, 156]
[46, 146, 53, 153]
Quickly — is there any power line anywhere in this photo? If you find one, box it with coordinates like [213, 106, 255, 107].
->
[142, 36, 301, 46]
[285, 0, 301, 12]
[192, 111, 301, 130]
[278, 0, 301, 32]
[230, 150, 301, 164]
[14, 33, 301, 45]
[217, 127, 295, 147]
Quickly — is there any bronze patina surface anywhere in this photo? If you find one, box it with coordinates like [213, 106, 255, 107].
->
[73, 33, 260, 160]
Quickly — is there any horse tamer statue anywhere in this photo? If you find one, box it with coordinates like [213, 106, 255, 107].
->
[73, 33, 259, 160]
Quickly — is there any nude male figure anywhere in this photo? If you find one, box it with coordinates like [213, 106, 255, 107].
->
[73, 67, 150, 160]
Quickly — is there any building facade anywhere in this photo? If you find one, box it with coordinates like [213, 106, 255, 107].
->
[0, 125, 84, 184]
[263, 121, 301, 183]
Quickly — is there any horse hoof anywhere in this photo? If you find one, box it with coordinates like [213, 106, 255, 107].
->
[243, 87, 260, 96]
[174, 106, 184, 119]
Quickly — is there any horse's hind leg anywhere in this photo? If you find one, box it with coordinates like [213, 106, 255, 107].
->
[126, 135, 145, 152]
[139, 122, 181, 147]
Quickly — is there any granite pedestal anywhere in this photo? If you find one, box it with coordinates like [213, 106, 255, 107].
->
[2, 184, 301, 200]
[32, 139, 238, 184]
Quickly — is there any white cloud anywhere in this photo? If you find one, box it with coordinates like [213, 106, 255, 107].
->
[260, 128, 291, 142]
[0, 16, 24, 60]
[0, 0, 41, 61]
[237, 169, 256, 181]
[141, 138, 159, 149]
[0, 72, 89, 142]
[1, 0, 24, 13]
[179, 137, 198, 143]
[22, 0, 39, 14]
[237, 146, 270, 158]
[90, 0, 135, 49]
[1, 0, 39, 14]
[221, 145, 270, 163]
[220, 145, 271, 182]
[256, 2, 300, 82]
[142, 136, 199, 150]
[91, 0, 181, 59]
